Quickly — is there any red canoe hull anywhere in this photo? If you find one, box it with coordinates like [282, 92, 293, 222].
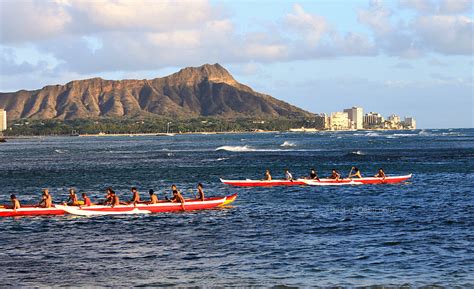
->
[0, 205, 66, 217]
[304, 174, 413, 185]
[220, 179, 306, 187]
[55, 195, 236, 216]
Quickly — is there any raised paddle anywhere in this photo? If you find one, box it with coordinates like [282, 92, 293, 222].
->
[348, 167, 354, 179]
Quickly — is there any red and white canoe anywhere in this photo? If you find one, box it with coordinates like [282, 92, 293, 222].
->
[0, 205, 66, 217]
[220, 178, 306, 187]
[303, 174, 413, 186]
[55, 194, 237, 216]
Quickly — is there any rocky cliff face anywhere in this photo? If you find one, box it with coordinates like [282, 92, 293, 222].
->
[0, 63, 313, 120]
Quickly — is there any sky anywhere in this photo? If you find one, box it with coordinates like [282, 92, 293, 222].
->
[0, 0, 472, 128]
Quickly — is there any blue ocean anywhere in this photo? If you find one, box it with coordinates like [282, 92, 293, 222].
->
[0, 129, 472, 287]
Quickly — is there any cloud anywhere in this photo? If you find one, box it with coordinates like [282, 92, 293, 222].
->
[0, 0, 71, 44]
[285, 4, 330, 45]
[0, 0, 472, 89]
[359, 0, 473, 57]
[414, 15, 473, 54]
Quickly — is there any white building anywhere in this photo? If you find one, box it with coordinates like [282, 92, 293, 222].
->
[387, 114, 401, 124]
[0, 109, 6, 131]
[364, 112, 384, 128]
[330, 112, 350, 130]
[343, 107, 364, 130]
[403, 117, 416, 129]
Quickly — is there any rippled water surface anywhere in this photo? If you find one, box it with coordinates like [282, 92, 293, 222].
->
[0, 129, 473, 287]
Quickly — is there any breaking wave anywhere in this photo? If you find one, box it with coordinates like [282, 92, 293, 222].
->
[280, 141, 296, 147]
[215, 145, 256, 152]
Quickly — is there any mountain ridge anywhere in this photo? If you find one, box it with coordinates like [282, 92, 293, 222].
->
[0, 63, 313, 120]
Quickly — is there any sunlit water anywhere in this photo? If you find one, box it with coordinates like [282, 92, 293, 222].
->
[0, 129, 473, 287]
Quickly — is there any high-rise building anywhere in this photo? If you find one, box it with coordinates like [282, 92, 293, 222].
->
[403, 117, 416, 129]
[330, 112, 350, 130]
[314, 113, 329, 130]
[387, 114, 401, 124]
[364, 112, 384, 128]
[0, 109, 6, 131]
[343, 107, 363, 130]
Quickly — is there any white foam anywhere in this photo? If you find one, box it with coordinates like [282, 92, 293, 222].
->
[280, 141, 296, 147]
[215, 145, 256, 152]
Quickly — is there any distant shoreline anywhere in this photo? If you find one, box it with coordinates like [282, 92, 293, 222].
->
[1, 128, 423, 139]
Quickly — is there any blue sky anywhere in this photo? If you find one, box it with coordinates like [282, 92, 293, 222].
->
[0, 0, 472, 128]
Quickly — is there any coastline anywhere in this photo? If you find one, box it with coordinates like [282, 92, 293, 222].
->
[1, 128, 421, 139]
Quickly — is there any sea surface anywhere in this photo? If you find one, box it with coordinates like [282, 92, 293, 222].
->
[0, 129, 473, 287]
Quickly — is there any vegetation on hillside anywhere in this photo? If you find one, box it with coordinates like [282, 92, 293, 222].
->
[4, 117, 317, 136]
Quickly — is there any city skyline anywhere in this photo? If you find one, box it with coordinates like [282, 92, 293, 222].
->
[0, 0, 472, 129]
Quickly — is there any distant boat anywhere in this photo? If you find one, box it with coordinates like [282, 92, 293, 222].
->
[0, 138, 6, 143]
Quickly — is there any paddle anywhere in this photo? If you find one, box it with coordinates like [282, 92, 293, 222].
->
[348, 167, 354, 179]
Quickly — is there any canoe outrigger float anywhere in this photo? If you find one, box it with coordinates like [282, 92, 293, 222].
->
[220, 174, 412, 187]
[0, 194, 237, 217]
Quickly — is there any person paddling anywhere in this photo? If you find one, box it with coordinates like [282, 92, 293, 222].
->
[66, 188, 79, 206]
[375, 168, 386, 179]
[102, 188, 113, 205]
[148, 189, 158, 204]
[82, 192, 92, 206]
[10, 194, 20, 211]
[349, 167, 362, 178]
[309, 168, 319, 180]
[197, 183, 205, 201]
[169, 185, 185, 210]
[263, 169, 272, 181]
[38, 189, 52, 208]
[110, 190, 120, 208]
[328, 169, 341, 180]
[284, 169, 293, 181]
[129, 187, 140, 205]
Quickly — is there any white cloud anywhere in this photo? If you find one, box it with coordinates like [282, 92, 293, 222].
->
[0, 0, 72, 43]
[439, 0, 472, 14]
[358, 0, 394, 35]
[285, 4, 329, 45]
[414, 15, 473, 54]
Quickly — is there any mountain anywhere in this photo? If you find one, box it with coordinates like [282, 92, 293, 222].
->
[0, 63, 313, 120]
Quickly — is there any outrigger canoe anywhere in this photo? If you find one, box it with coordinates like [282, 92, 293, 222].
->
[55, 194, 237, 216]
[221, 174, 412, 187]
[302, 174, 413, 186]
[0, 205, 66, 217]
[220, 179, 306, 187]
[1, 194, 237, 217]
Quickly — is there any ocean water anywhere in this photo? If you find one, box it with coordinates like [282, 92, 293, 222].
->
[0, 129, 473, 287]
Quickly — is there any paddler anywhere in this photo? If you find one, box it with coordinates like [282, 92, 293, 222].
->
[374, 168, 386, 179]
[10, 194, 20, 211]
[349, 167, 362, 178]
[129, 187, 140, 205]
[263, 169, 272, 181]
[66, 188, 79, 206]
[148, 189, 158, 204]
[197, 183, 205, 201]
[328, 169, 341, 180]
[38, 189, 52, 208]
[308, 168, 319, 180]
[169, 185, 185, 210]
[102, 188, 113, 205]
[110, 189, 120, 208]
[81, 192, 92, 206]
[284, 169, 293, 181]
